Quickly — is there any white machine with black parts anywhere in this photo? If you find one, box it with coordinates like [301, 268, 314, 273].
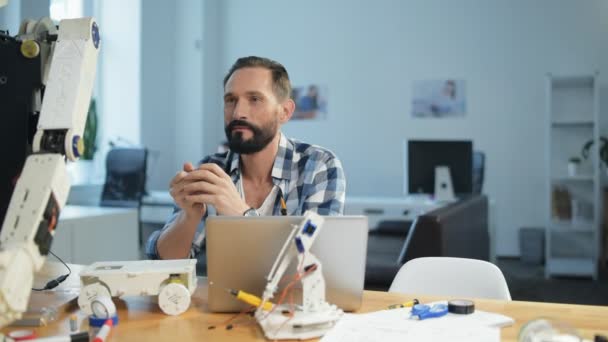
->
[0, 2, 100, 327]
[78, 259, 198, 316]
[255, 211, 343, 340]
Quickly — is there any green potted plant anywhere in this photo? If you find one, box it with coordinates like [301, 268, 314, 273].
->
[581, 136, 608, 173]
[82, 99, 98, 160]
[68, 99, 98, 184]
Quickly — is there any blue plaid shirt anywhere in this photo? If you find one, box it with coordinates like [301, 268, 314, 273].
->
[146, 132, 346, 259]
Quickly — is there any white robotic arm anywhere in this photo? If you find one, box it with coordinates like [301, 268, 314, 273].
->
[256, 212, 343, 340]
[32, 18, 100, 161]
[0, 17, 99, 327]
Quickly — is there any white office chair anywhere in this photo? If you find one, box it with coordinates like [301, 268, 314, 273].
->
[389, 257, 511, 300]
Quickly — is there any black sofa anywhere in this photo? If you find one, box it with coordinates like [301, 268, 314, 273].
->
[364, 194, 489, 289]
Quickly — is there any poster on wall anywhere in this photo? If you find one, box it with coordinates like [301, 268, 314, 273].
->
[412, 79, 466, 118]
[291, 84, 328, 120]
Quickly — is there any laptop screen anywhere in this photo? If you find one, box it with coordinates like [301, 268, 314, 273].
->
[205, 215, 368, 313]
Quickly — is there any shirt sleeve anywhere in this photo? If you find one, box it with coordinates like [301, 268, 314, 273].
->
[145, 155, 222, 260]
[145, 205, 208, 260]
[302, 153, 346, 215]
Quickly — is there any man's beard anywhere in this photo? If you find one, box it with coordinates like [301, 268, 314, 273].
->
[224, 119, 277, 154]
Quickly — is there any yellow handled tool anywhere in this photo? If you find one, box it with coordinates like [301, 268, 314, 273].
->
[387, 298, 419, 309]
[228, 289, 274, 311]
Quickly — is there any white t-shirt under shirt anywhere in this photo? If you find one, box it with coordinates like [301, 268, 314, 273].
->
[236, 176, 279, 216]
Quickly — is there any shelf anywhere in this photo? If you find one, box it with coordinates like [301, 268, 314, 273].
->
[551, 175, 594, 182]
[550, 75, 595, 87]
[549, 220, 595, 232]
[546, 73, 599, 280]
[551, 119, 594, 127]
[546, 257, 596, 278]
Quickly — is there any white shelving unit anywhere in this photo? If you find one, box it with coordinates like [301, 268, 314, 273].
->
[545, 73, 601, 279]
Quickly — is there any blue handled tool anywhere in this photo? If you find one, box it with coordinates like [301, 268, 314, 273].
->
[410, 303, 448, 320]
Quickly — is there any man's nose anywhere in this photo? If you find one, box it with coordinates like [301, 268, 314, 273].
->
[231, 99, 249, 120]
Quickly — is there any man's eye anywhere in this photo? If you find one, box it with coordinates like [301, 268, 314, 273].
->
[225, 98, 236, 104]
[251, 96, 260, 102]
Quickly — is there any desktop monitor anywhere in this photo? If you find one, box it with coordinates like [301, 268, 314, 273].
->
[407, 140, 473, 196]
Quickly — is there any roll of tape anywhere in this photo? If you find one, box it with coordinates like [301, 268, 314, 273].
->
[89, 314, 119, 327]
[8, 329, 36, 340]
[448, 299, 475, 314]
[91, 296, 116, 319]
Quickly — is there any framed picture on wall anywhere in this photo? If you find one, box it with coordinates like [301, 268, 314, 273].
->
[412, 79, 466, 118]
[291, 84, 328, 120]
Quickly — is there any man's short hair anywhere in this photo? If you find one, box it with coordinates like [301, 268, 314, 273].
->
[223, 56, 292, 101]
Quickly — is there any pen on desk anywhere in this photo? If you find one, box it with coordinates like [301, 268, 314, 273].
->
[93, 319, 113, 342]
[228, 288, 273, 311]
[387, 298, 419, 309]
[280, 197, 287, 216]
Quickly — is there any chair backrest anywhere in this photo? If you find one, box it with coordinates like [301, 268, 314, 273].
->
[100, 148, 147, 207]
[472, 151, 485, 194]
[389, 257, 511, 300]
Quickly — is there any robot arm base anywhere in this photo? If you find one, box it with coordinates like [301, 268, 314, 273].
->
[256, 212, 343, 340]
[255, 304, 343, 340]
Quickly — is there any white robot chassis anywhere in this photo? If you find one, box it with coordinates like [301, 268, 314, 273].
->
[78, 259, 197, 316]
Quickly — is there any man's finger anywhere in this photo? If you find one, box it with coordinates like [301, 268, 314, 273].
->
[169, 170, 189, 187]
[183, 169, 223, 185]
[183, 162, 195, 172]
[182, 181, 220, 196]
[184, 193, 215, 206]
[198, 163, 230, 179]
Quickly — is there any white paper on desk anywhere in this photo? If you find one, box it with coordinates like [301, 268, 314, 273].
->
[354, 301, 514, 327]
[321, 313, 499, 342]
[320, 303, 513, 342]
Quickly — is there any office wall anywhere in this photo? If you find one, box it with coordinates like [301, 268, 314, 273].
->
[211, 0, 608, 256]
[0, 0, 21, 33]
[201, 0, 224, 163]
[141, 0, 176, 190]
[141, 0, 212, 190]
[20, 0, 49, 21]
[97, 0, 141, 151]
[0, 0, 50, 34]
[174, 0, 203, 175]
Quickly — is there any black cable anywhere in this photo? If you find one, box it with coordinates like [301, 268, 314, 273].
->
[32, 251, 71, 291]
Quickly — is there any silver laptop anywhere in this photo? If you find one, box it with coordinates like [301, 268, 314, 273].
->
[206, 215, 368, 313]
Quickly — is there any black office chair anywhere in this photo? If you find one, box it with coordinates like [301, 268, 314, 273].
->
[100, 148, 148, 208]
[472, 151, 485, 194]
[100, 147, 148, 250]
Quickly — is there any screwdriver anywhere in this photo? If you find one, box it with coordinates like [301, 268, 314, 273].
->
[387, 298, 419, 309]
[227, 289, 274, 311]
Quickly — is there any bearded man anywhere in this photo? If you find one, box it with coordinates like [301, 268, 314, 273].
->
[146, 56, 346, 260]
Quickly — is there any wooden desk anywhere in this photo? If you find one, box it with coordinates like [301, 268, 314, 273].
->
[4, 271, 607, 342]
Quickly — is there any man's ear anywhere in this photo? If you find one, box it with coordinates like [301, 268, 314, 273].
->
[278, 98, 295, 124]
